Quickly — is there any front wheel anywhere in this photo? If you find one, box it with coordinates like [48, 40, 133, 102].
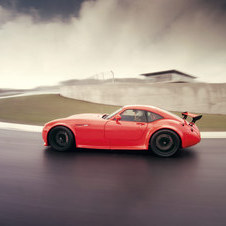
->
[150, 129, 180, 157]
[48, 126, 75, 151]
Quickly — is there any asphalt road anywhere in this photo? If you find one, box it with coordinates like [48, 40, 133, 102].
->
[0, 129, 226, 226]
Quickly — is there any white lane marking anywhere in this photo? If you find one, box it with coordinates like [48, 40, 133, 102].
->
[0, 91, 59, 99]
[0, 122, 42, 133]
[201, 132, 226, 139]
[0, 121, 226, 138]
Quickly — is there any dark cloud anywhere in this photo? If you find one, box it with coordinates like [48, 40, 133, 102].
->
[0, 0, 226, 88]
[0, 0, 226, 21]
[0, 0, 89, 20]
[200, 0, 226, 10]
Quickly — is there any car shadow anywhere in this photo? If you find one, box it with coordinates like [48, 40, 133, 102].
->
[43, 146, 197, 160]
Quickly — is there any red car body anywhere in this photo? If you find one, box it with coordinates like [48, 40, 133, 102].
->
[42, 105, 201, 156]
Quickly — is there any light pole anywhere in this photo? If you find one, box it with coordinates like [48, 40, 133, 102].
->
[111, 70, 115, 84]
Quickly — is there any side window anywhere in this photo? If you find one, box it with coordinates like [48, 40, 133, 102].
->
[120, 109, 147, 122]
[146, 111, 163, 122]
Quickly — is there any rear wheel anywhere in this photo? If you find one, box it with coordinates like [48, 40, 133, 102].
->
[150, 129, 180, 157]
[48, 126, 75, 151]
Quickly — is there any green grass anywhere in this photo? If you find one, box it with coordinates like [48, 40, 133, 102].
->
[0, 94, 226, 131]
[0, 94, 119, 126]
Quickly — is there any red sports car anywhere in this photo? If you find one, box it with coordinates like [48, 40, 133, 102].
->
[42, 105, 202, 157]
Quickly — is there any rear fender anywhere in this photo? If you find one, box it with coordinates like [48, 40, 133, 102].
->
[145, 122, 183, 149]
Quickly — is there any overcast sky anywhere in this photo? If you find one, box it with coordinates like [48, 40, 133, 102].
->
[0, 0, 226, 88]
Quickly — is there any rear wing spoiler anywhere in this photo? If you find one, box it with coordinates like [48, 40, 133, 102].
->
[182, 112, 202, 124]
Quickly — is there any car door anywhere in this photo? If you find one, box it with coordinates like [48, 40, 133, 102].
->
[105, 109, 148, 148]
[75, 119, 108, 148]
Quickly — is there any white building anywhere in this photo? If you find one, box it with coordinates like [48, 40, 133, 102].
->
[141, 70, 197, 83]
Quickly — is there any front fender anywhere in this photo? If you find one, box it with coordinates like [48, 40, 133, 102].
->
[43, 121, 77, 146]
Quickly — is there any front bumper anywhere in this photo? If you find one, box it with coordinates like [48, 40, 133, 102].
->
[42, 127, 48, 146]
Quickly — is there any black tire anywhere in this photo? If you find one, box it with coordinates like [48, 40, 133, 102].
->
[48, 126, 75, 152]
[150, 129, 180, 157]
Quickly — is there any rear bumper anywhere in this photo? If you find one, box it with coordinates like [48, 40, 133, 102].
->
[182, 128, 201, 148]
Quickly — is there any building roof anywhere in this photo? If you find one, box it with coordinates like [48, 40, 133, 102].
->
[140, 70, 197, 79]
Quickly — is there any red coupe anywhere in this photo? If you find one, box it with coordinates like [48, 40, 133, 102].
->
[42, 105, 202, 157]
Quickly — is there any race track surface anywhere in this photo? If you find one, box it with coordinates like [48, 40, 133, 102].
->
[0, 129, 226, 226]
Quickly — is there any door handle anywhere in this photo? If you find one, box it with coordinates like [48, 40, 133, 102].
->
[136, 122, 145, 126]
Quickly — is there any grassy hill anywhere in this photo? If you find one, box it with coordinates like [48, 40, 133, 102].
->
[0, 94, 226, 131]
[0, 94, 119, 125]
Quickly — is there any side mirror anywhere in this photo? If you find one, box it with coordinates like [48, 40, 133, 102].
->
[115, 114, 121, 122]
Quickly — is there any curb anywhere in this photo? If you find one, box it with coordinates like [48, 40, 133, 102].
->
[0, 122, 42, 133]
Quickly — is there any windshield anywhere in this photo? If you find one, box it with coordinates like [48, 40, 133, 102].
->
[106, 108, 122, 120]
